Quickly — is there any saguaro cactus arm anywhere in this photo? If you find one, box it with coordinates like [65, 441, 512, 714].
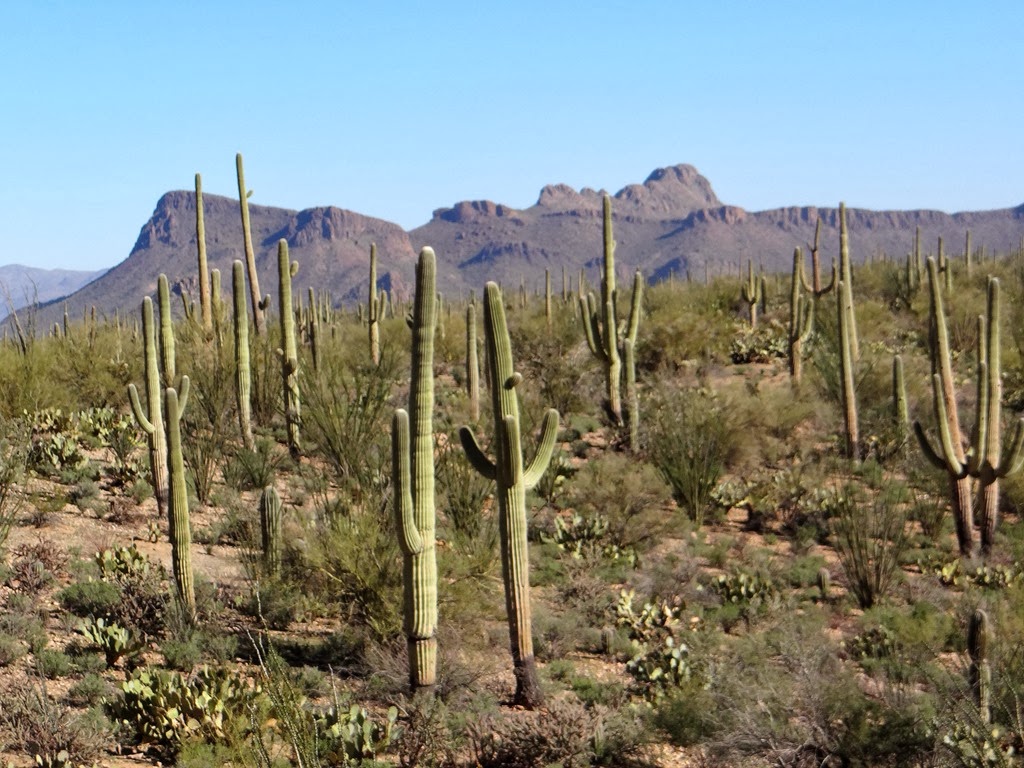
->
[459, 428, 498, 480]
[392, 409, 424, 557]
[522, 409, 560, 489]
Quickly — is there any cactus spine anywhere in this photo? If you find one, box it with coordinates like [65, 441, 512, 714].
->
[276, 240, 301, 459]
[913, 257, 976, 557]
[968, 608, 992, 724]
[393, 247, 439, 691]
[460, 282, 559, 708]
[232, 260, 254, 450]
[741, 260, 762, 328]
[368, 243, 381, 365]
[237, 153, 268, 336]
[127, 297, 168, 518]
[165, 377, 195, 615]
[788, 248, 815, 383]
[580, 195, 643, 427]
[195, 173, 212, 330]
[260, 485, 282, 577]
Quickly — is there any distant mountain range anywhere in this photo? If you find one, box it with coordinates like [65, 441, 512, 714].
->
[28, 164, 1024, 325]
[0, 265, 105, 314]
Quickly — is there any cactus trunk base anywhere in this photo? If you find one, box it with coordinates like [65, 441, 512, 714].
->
[409, 638, 437, 690]
[513, 657, 543, 708]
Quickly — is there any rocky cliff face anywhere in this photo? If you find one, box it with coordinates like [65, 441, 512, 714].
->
[33, 164, 1024, 324]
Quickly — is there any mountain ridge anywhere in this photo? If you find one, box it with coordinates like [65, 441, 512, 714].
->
[27, 164, 1024, 325]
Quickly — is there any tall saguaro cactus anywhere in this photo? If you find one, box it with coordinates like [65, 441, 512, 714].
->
[466, 300, 480, 423]
[970, 278, 1024, 555]
[392, 247, 439, 691]
[128, 297, 168, 518]
[232, 261, 254, 450]
[460, 282, 559, 708]
[276, 240, 301, 459]
[838, 202, 859, 361]
[837, 279, 859, 459]
[260, 485, 282, 577]
[157, 275, 176, 386]
[195, 174, 212, 330]
[165, 378, 195, 615]
[788, 248, 815, 383]
[580, 195, 643, 426]
[913, 257, 976, 557]
[237, 153, 268, 336]
[368, 243, 381, 365]
[800, 218, 837, 298]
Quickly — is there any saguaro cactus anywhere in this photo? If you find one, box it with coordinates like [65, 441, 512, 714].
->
[837, 279, 859, 459]
[195, 173, 212, 330]
[276, 240, 301, 459]
[164, 377, 195, 615]
[392, 247, 439, 691]
[260, 485, 282, 577]
[788, 248, 815, 383]
[237, 153, 269, 336]
[157, 275, 176, 386]
[368, 243, 381, 365]
[232, 261, 254, 450]
[741, 260, 762, 328]
[128, 297, 168, 518]
[970, 278, 1024, 555]
[968, 608, 992, 724]
[800, 218, 836, 298]
[892, 355, 910, 443]
[580, 195, 643, 427]
[913, 257, 976, 557]
[466, 300, 480, 423]
[838, 202, 859, 361]
[460, 282, 559, 708]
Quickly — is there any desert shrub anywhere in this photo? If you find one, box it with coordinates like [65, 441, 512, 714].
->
[435, 422, 493, 541]
[68, 672, 111, 708]
[729, 321, 788, 363]
[645, 384, 738, 525]
[563, 451, 672, 553]
[466, 697, 648, 768]
[0, 632, 26, 666]
[1, 682, 110, 768]
[830, 482, 910, 609]
[304, 351, 398, 502]
[35, 648, 74, 678]
[221, 437, 287, 492]
[58, 579, 121, 618]
[7, 538, 68, 596]
[92, 544, 169, 641]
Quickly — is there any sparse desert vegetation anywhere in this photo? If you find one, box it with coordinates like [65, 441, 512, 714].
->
[0, 189, 1022, 768]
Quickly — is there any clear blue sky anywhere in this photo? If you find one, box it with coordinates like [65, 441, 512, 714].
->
[2, 1, 1021, 271]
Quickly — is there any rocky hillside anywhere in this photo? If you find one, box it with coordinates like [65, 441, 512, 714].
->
[34, 164, 1024, 324]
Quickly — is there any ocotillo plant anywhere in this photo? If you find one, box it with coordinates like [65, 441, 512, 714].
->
[969, 277, 1024, 555]
[237, 153, 269, 336]
[837, 279, 859, 460]
[913, 257, 975, 557]
[788, 248, 814, 383]
[127, 297, 168, 518]
[276, 240, 301, 459]
[368, 243, 381, 365]
[460, 281, 559, 708]
[165, 377, 195, 615]
[466, 300, 480, 423]
[194, 173, 212, 331]
[580, 195, 643, 426]
[741, 260, 762, 328]
[232, 261, 254, 450]
[260, 485, 282, 577]
[392, 247, 439, 691]
[968, 608, 992, 725]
